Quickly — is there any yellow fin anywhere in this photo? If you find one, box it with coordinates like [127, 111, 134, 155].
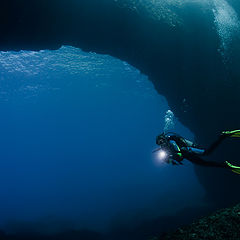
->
[222, 130, 240, 137]
[232, 169, 240, 175]
[225, 161, 240, 174]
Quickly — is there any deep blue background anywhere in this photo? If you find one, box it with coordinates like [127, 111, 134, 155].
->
[0, 46, 203, 234]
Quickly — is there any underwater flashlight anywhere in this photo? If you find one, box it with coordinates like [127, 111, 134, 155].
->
[152, 148, 169, 165]
[158, 150, 167, 159]
[158, 150, 168, 161]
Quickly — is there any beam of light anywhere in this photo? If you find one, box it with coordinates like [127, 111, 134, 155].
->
[158, 150, 167, 159]
[155, 150, 169, 165]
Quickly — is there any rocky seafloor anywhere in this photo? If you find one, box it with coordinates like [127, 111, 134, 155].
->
[1, 204, 240, 240]
[157, 203, 240, 240]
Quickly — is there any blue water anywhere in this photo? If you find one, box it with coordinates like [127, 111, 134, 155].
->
[0, 46, 204, 233]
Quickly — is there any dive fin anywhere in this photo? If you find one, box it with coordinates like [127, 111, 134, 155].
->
[225, 161, 240, 175]
[231, 169, 240, 175]
[222, 130, 240, 137]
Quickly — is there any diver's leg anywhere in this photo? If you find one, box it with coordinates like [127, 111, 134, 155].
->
[182, 151, 227, 168]
[203, 134, 227, 156]
[186, 154, 227, 168]
[183, 152, 240, 174]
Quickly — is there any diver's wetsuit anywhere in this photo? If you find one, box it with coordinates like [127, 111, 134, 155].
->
[165, 134, 228, 168]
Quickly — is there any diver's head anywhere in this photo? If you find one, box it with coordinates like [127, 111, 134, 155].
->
[156, 133, 168, 146]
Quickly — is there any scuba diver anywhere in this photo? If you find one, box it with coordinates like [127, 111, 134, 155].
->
[154, 130, 240, 174]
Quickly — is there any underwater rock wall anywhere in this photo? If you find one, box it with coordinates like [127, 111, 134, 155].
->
[1, 0, 240, 204]
[160, 203, 240, 240]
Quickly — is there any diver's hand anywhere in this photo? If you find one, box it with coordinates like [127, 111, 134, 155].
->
[171, 159, 183, 165]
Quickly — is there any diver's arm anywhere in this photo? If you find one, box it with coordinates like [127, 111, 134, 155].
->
[168, 135, 193, 147]
[168, 140, 184, 164]
[167, 156, 183, 165]
[184, 139, 194, 147]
